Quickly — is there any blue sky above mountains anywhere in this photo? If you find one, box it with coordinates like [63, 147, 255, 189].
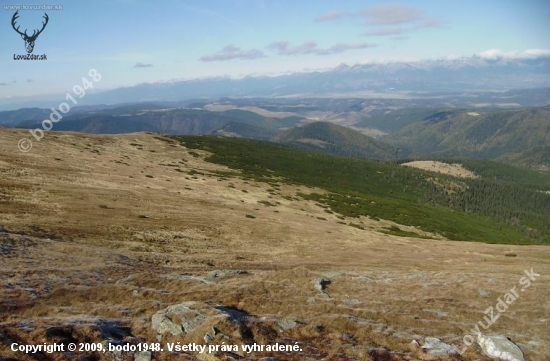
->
[1, 0, 549, 98]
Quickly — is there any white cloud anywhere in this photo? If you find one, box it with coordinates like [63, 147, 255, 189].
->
[134, 62, 153, 68]
[316, 42, 376, 55]
[359, 4, 423, 26]
[316, 4, 445, 37]
[364, 27, 404, 36]
[478, 49, 550, 60]
[267, 41, 318, 55]
[315, 10, 344, 22]
[522, 49, 550, 58]
[200, 45, 266, 62]
[268, 41, 375, 56]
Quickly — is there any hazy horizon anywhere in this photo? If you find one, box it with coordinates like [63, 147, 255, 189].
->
[1, 0, 549, 100]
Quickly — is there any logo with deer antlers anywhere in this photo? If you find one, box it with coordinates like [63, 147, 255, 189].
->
[11, 11, 49, 54]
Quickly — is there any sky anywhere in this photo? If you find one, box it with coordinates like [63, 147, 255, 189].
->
[0, 0, 549, 99]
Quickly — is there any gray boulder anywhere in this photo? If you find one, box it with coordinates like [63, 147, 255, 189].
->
[275, 318, 298, 331]
[258, 316, 299, 331]
[151, 302, 207, 338]
[134, 351, 152, 361]
[421, 337, 459, 356]
[477, 334, 525, 361]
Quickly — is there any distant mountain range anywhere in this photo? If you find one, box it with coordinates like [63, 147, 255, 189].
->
[2, 55, 550, 111]
[86, 56, 550, 103]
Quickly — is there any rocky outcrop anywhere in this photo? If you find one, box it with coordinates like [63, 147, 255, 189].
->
[151, 302, 207, 339]
[477, 334, 525, 361]
[421, 337, 459, 356]
[258, 317, 299, 332]
[151, 301, 302, 352]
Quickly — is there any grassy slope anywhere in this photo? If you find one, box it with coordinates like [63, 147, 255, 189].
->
[170, 136, 550, 245]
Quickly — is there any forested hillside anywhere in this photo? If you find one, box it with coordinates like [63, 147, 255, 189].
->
[273, 121, 396, 160]
[16, 107, 303, 139]
[170, 135, 550, 244]
[388, 106, 550, 170]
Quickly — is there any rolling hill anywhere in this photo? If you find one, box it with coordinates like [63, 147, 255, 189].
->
[16, 106, 303, 140]
[387, 106, 550, 170]
[4, 101, 550, 171]
[273, 121, 397, 160]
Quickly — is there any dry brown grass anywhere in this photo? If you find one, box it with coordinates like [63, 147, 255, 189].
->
[401, 161, 479, 179]
[0, 129, 548, 360]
